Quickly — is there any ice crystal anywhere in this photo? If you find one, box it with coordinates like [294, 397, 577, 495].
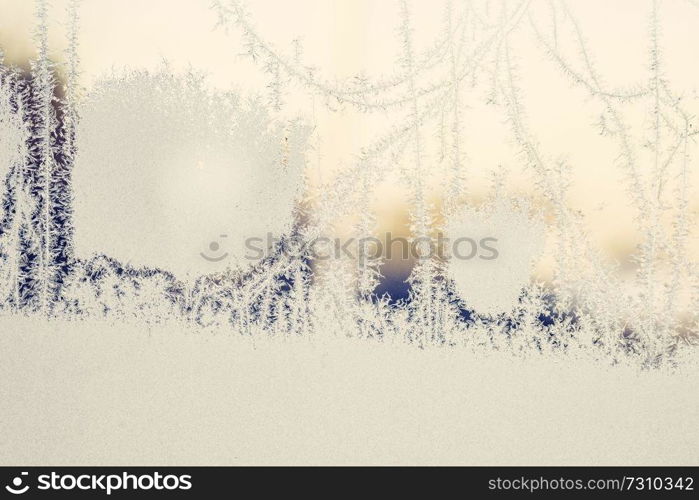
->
[446, 198, 545, 317]
[72, 68, 310, 278]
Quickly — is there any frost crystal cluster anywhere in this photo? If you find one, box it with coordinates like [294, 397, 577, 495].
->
[73, 68, 309, 277]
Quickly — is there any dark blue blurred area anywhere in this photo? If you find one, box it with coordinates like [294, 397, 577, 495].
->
[374, 267, 411, 303]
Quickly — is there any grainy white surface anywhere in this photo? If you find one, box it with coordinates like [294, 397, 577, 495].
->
[1, 315, 696, 465]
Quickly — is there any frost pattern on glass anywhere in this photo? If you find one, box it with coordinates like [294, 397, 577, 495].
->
[73, 68, 309, 277]
[446, 199, 545, 317]
[0, 0, 697, 370]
